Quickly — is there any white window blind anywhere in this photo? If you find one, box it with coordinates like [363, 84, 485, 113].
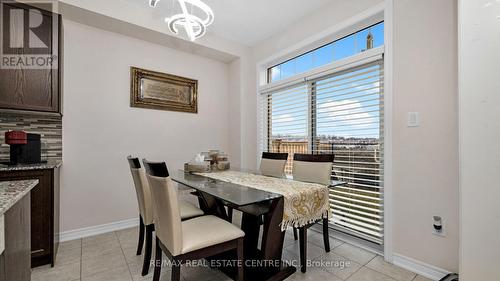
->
[260, 58, 384, 244]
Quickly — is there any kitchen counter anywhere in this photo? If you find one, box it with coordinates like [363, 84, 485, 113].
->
[0, 161, 62, 172]
[0, 180, 38, 215]
[0, 180, 34, 281]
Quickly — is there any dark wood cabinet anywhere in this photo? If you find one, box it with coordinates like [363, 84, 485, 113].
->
[0, 167, 60, 267]
[0, 1, 62, 114]
[0, 193, 31, 281]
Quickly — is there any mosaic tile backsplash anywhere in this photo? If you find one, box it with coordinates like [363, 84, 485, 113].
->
[0, 112, 62, 161]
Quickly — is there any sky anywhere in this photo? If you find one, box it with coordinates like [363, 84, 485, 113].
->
[270, 22, 384, 140]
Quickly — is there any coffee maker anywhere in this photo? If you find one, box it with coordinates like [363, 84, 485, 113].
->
[5, 131, 42, 164]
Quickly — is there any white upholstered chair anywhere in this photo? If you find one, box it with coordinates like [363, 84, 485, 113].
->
[259, 152, 289, 178]
[143, 159, 245, 281]
[292, 153, 334, 273]
[127, 156, 204, 276]
[227, 152, 289, 222]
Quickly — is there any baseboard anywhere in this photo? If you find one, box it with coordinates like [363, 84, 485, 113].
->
[393, 253, 450, 281]
[59, 218, 139, 242]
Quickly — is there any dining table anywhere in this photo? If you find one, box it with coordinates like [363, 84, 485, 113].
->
[172, 169, 345, 281]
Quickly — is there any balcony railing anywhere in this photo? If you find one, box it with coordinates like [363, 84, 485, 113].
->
[269, 139, 384, 244]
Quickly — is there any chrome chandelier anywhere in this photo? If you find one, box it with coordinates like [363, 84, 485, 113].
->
[149, 0, 214, 42]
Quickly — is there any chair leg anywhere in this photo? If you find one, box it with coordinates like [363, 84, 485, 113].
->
[322, 217, 330, 252]
[236, 238, 244, 281]
[142, 225, 153, 276]
[227, 206, 233, 223]
[171, 259, 181, 281]
[299, 227, 307, 273]
[152, 237, 162, 281]
[293, 227, 298, 241]
[136, 216, 145, 255]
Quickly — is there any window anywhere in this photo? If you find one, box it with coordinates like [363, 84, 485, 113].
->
[260, 53, 384, 244]
[268, 22, 384, 83]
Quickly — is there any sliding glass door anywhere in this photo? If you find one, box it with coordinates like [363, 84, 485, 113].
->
[260, 59, 384, 244]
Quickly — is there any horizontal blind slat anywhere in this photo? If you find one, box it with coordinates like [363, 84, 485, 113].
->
[262, 59, 384, 244]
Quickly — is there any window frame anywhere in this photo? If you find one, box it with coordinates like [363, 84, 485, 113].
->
[259, 48, 385, 244]
[266, 21, 384, 84]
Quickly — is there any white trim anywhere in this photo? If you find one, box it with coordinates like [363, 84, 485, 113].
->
[256, 2, 386, 69]
[255, 1, 392, 254]
[457, 0, 464, 278]
[393, 254, 450, 281]
[382, 0, 394, 263]
[259, 47, 385, 94]
[59, 218, 139, 242]
[255, 4, 386, 171]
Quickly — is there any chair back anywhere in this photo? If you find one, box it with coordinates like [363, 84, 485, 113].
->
[260, 152, 288, 178]
[292, 154, 334, 186]
[127, 156, 153, 225]
[143, 159, 183, 256]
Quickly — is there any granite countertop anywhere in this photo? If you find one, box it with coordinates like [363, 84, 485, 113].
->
[0, 160, 62, 172]
[0, 180, 38, 215]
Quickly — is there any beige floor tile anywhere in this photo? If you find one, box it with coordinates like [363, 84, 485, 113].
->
[307, 231, 344, 250]
[285, 241, 329, 261]
[333, 243, 377, 265]
[81, 265, 133, 281]
[366, 256, 416, 281]
[128, 263, 151, 281]
[282, 247, 300, 267]
[283, 229, 299, 247]
[116, 227, 140, 249]
[123, 245, 148, 265]
[413, 275, 434, 281]
[81, 253, 128, 277]
[83, 232, 118, 246]
[347, 266, 397, 281]
[56, 244, 82, 266]
[181, 262, 225, 281]
[82, 238, 123, 259]
[134, 267, 177, 281]
[127, 260, 165, 281]
[288, 267, 343, 281]
[31, 261, 81, 281]
[59, 239, 82, 251]
[316, 252, 362, 280]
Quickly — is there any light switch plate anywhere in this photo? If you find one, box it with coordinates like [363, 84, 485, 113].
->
[408, 112, 420, 127]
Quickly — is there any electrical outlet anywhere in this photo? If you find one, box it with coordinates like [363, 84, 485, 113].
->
[432, 216, 445, 237]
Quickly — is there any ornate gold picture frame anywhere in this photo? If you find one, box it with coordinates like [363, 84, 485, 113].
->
[130, 67, 198, 113]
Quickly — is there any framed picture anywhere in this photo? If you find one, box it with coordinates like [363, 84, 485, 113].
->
[130, 67, 198, 113]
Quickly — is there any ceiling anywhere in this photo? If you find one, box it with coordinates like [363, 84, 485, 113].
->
[132, 0, 335, 46]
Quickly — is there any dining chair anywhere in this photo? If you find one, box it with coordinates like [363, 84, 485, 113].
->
[127, 156, 204, 276]
[227, 152, 289, 222]
[260, 152, 289, 178]
[292, 153, 334, 273]
[143, 159, 245, 281]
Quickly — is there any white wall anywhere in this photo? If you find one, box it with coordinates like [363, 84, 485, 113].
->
[61, 20, 231, 232]
[392, 0, 459, 273]
[245, 0, 384, 171]
[252, 0, 384, 63]
[459, 0, 500, 279]
[245, 0, 459, 275]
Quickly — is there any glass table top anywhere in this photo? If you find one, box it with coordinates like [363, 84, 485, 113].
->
[171, 170, 283, 207]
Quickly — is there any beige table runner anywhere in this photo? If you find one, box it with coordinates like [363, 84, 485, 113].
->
[196, 171, 331, 231]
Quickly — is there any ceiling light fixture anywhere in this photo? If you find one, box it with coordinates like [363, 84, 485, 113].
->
[153, 0, 213, 42]
[149, 0, 160, 7]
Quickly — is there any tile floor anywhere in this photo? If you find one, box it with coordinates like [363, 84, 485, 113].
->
[31, 228, 433, 281]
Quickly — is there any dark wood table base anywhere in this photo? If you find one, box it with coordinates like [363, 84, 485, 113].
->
[194, 191, 296, 281]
